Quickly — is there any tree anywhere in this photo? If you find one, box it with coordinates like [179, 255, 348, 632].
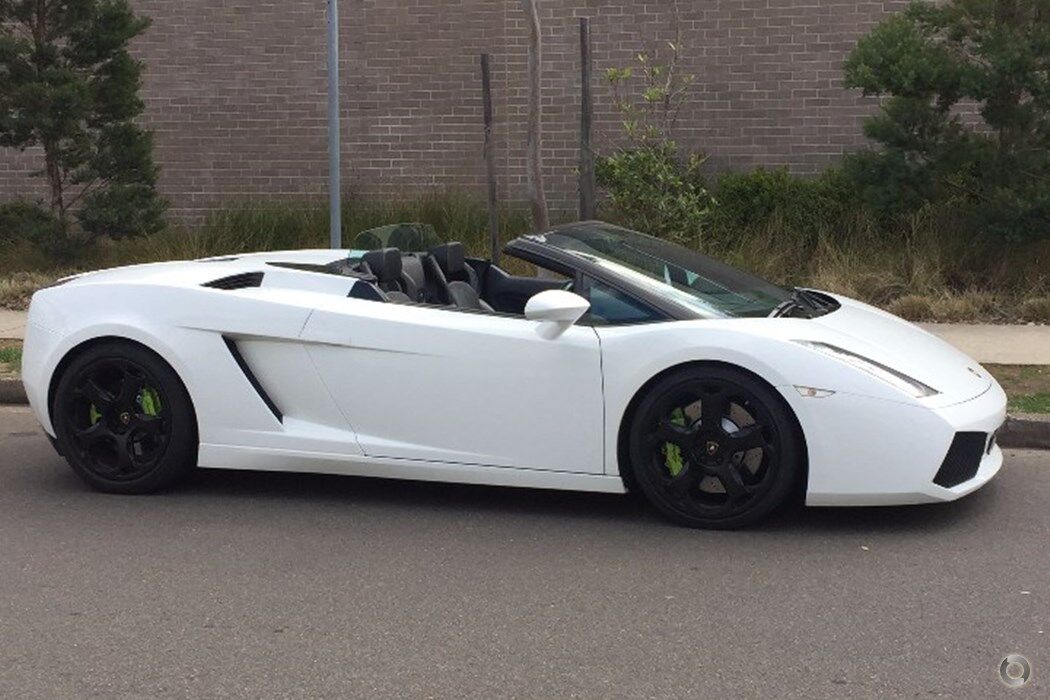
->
[843, 0, 1050, 241]
[520, 0, 549, 233]
[0, 0, 166, 250]
[596, 5, 712, 248]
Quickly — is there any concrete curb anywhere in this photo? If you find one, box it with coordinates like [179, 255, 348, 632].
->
[999, 414, 1050, 451]
[0, 379, 25, 405]
[2, 377, 1048, 450]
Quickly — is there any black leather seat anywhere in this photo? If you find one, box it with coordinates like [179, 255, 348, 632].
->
[400, 253, 427, 302]
[361, 248, 412, 303]
[427, 243, 492, 312]
[430, 242, 480, 291]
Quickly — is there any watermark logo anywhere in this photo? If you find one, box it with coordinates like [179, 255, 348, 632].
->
[999, 654, 1032, 688]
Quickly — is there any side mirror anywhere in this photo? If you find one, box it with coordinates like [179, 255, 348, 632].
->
[525, 290, 590, 339]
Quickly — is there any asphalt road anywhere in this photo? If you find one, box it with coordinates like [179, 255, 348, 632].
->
[0, 405, 1046, 699]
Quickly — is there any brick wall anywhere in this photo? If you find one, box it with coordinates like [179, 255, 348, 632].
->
[0, 0, 908, 221]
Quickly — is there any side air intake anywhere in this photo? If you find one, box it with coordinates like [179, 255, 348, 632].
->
[222, 337, 283, 423]
[932, 432, 986, 488]
[203, 272, 264, 290]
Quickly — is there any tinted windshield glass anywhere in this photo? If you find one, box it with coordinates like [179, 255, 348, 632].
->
[535, 223, 791, 319]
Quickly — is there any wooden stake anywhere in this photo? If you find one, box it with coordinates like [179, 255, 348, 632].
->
[578, 17, 595, 221]
[521, 0, 550, 233]
[480, 54, 501, 265]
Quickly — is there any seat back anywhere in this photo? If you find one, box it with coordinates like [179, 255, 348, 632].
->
[361, 248, 410, 302]
[429, 242, 480, 291]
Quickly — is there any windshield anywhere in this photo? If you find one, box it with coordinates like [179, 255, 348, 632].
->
[352, 223, 442, 252]
[534, 223, 792, 319]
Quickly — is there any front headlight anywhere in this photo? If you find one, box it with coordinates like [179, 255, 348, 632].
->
[793, 340, 940, 398]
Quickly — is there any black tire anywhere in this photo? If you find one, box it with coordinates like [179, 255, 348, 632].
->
[627, 365, 802, 529]
[51, 341, 198, 494]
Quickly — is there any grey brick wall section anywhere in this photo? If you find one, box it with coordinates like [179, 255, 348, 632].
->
[0, 1, 908, 221]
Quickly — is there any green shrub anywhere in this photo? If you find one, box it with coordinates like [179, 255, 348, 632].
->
[595, 143, 713, 247]
[0, 202, 57, 245]
[843, 0, 1050, 241]
[707, 168, 855, 243]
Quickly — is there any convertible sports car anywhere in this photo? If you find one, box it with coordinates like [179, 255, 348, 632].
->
[22, 221, 1006, 528]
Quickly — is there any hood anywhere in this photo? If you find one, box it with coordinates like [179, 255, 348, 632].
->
[806, 295, 992, 405]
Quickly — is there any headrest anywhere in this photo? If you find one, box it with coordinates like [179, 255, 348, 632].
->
[362, 248, 402, 283]
[429, 242, 465, 276]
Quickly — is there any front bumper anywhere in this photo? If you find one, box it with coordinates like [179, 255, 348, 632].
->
[786, 381, 1007, 507]
[22, 319, 62, 437]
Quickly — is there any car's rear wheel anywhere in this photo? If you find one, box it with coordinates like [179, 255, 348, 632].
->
[628, 366, 802, 529]
[52, 341, 197, 494]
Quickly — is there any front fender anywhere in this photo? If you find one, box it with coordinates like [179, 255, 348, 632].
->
[594, 321, 924, 478]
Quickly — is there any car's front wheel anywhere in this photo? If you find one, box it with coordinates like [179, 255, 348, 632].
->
[52, 341, 197, 494]
[628, 365, 803, 529]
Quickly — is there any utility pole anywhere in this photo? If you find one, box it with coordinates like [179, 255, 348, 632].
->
[327, 0, 342, 249]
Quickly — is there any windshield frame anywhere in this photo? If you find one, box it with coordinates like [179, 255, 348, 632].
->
[505, 222, 793, 322]
[504, 237, 694, 322]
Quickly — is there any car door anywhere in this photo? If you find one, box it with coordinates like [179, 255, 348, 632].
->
[300, 296, 605, 474]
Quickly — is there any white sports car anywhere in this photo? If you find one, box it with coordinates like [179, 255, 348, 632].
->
[22, 222, 1006, 528]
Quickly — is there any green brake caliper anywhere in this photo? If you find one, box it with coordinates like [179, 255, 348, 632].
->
[138, 387, 162, 417]
[88, 387, 161, 426]
[662, 407, 686, 477]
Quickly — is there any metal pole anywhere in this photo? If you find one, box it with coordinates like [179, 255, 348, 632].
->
[480, 54, 500, 266]
[327, 0, 342, 249]
[578, 17, 595, 221]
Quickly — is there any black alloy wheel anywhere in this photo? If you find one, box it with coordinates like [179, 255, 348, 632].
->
[628, 366, 802, 529]
[52, 342, 197, 493]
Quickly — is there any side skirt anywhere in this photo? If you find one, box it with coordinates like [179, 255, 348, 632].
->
[198, 444, 627, 494]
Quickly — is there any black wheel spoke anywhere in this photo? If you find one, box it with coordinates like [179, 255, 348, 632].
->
[649, 417, 696, 450]
[667, 464, 702, 496]
[79, 379, 114, 410]
[716, 463, 753, 503]
[701, 388, 726, 431]
[116, 369, 146, 405]
[133, 415, 164, 436]
[727, 424, 768, 453]
[113, 437, 136, 473]
[74, 421, 109, 446]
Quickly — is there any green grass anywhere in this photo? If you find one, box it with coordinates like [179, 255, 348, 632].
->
[0, 345, 21, 367]
[1009, 393, 1050, 414]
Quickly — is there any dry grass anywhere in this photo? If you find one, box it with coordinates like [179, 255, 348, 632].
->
[0, 271, 67, 310]
[2, 192, 1048, 322]
[707, 202, 1050, 324]
[886, 295, 934, 321]
[1018, 297, 1050, 324]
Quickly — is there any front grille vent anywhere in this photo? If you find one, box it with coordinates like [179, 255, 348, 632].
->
[203, 272, 264, 290]
[933, 432, 986, 488]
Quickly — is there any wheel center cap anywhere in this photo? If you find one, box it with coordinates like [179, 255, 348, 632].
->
[705, 440, 720, 456]
[119, 412, 131, 426]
